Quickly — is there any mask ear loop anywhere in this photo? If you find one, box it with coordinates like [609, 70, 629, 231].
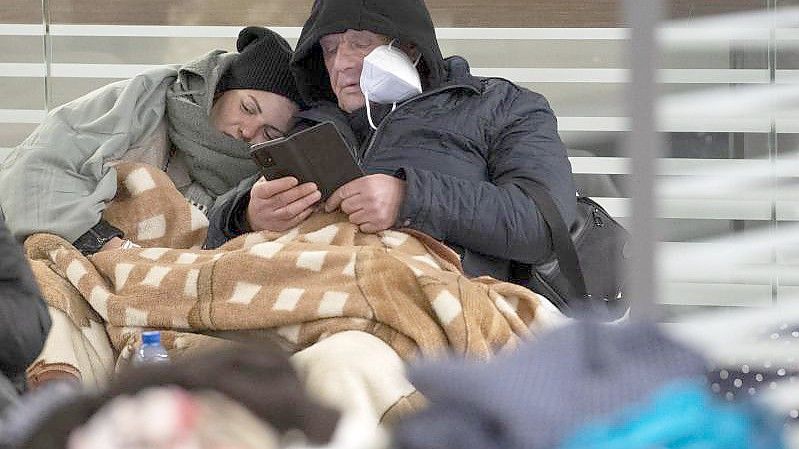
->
[390, 38, 422, 67]
[388, 38, 402, 112]
[364, 89, 379, 131]
[393, 40, 421, 108]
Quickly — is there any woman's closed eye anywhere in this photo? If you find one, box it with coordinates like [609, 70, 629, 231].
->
[263, 125, 285, 141]
[241, 101, 256, 115]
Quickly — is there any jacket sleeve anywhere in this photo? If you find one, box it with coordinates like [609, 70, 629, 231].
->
[205, 174, 259, 249]
[0, 218, 51, 385]
[397, 88, 576, 264]
[0, 66, 177, 243]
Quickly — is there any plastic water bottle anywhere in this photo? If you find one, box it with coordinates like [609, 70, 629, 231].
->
[133, 331, 170, 365]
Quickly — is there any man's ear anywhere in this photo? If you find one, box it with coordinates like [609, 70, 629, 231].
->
[400, 42, 420, 61]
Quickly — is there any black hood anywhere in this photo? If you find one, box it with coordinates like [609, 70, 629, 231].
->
[291, 0, 447, 105]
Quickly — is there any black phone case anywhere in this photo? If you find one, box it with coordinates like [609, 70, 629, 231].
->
[249, 121, 364, 201]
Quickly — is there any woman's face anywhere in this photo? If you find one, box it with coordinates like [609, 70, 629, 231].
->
[209, 89, 298, 145]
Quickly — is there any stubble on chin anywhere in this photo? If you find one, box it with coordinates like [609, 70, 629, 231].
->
[337, 92, 366, 113]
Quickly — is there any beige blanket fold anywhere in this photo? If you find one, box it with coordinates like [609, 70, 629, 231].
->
[26, 162, 563, 374]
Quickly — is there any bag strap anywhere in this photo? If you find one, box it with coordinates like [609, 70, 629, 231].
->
[513, 179, 588, 299]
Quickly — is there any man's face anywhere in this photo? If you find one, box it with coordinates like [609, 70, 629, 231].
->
[319, 29, 390, 113]
[209, 89, 298, 145]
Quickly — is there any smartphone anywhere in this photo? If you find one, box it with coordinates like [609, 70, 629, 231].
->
[250, 121, 364, 200]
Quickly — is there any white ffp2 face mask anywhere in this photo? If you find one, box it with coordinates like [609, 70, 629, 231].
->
[359, 40, 422, 129]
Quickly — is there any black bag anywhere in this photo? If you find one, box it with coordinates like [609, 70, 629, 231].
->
[510, 180, 630, 320]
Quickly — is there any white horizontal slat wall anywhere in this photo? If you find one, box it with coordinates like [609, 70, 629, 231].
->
[0, 22, 794, 315]
[0, 23, 45, 163]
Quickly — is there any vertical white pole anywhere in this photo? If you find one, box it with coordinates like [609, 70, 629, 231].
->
[41, 0, 52, 111]
[624, 0, 664, 320]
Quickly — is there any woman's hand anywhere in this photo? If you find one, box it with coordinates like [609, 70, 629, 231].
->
[246, 176, 322, 232]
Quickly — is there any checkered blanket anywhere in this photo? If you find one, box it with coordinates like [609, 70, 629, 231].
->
[26, 163, 563, 365]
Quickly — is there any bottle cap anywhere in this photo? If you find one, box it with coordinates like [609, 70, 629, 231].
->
[141, 331, 161, 345]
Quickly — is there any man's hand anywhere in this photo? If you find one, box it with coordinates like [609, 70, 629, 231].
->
[247, 176, 321, 232]
[325, 174, 406, 233]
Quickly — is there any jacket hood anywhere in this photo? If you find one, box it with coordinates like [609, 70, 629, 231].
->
[172, 50, 236, 113]
[291, 0, 447, 105]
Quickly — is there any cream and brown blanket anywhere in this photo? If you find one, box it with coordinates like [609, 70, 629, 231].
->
[26, 163, 563, 381]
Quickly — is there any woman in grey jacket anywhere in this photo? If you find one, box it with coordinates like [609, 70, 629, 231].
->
[0, 26, 302, 256]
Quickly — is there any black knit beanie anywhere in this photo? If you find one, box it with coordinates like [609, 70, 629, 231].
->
[216, 26, 303, 106]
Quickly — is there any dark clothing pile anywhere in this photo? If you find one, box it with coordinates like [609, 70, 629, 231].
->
[0, 217, 50, 400]
[0, 376, 18, 417]
[206, 0, 577, 282]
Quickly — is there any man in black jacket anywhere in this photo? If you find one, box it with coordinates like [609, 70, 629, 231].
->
[0, 215, 51, 410]
[207, 0, 576, 282]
